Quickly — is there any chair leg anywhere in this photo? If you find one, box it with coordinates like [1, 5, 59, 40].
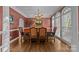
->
[46, 39, 48, 44]
[30, 38, 31, 45]
[54, 37, 55, 43]
[21, 36, 22, 44]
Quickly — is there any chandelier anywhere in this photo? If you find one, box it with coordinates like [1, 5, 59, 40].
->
[34, 9, 43, 25]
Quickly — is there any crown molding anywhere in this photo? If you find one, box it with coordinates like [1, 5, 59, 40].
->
[10, 7, 27, 18]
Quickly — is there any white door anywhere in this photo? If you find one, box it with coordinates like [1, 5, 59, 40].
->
[19, 18, 24, 28]
[19, 18, 24, 45]
[2, 6, 10, 52]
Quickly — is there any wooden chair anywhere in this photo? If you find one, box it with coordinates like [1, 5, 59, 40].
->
[19, 27, 24, 43]
[23, 29, 30, 42]
[19, 27, 24, 36]
[30, 27, 38, 43]
[39, 27, 47, 43]
[47, 27, 57, 43]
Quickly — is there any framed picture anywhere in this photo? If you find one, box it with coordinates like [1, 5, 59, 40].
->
[9, 16, 14, 24]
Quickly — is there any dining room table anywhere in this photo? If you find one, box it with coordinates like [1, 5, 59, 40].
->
[23, 27, 54, 43]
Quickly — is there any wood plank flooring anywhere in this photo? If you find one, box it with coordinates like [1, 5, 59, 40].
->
[10, 38, 71, 52]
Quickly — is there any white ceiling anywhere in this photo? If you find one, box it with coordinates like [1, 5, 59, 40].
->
[11, 6, 63, 18]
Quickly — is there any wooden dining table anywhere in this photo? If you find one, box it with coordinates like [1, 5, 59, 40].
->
[23, 28, 54, 43]
[23, 28, 40, 39]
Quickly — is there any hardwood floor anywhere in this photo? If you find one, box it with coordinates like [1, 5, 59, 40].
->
[10, 38, 71, 52]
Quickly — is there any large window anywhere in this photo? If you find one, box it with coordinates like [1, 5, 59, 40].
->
[62, 7, 72, 43]
[55, 12, 60, 37]
[52, 7, 72, 43]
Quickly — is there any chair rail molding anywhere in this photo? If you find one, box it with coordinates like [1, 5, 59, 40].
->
[10, 29, 19, 32]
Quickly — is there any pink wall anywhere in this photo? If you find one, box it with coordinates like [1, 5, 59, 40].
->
[24, 18, 51, 32]
[10, 8, 27, 29]
[0, 7, 28, 43]
[10, 8, 28, 40]
[42, 18, 51, 32]
[0, 7, 51, 44]
[24, 18, 32, 27]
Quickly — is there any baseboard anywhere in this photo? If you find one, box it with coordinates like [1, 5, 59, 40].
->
[10, 29, 19, 43]
[55, 36, 71, 48]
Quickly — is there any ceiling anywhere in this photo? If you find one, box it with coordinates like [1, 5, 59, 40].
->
[11, 6, 63, 18]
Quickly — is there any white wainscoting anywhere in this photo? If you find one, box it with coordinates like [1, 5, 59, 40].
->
[0, 29, 20, 52]
[10, 37, 19, 43]
[10, 29, 19, 43]
[10, 29, 19, 32]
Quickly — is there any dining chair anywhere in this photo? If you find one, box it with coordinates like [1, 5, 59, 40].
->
[30, 27, 38, 44]
[47, 27, 57, 43]
[23, 29, 30, 42]
[39, 27, 47, 43]
[52, 27, 57, 42]
[19, 27, 24, 43]
[19, 27, 24, 36]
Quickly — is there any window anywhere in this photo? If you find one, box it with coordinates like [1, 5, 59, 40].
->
[52, 16, 54, 32]
[52, 7, 72, 43]
[62, 7, 72, 43]
[55, 12, 60, 37]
